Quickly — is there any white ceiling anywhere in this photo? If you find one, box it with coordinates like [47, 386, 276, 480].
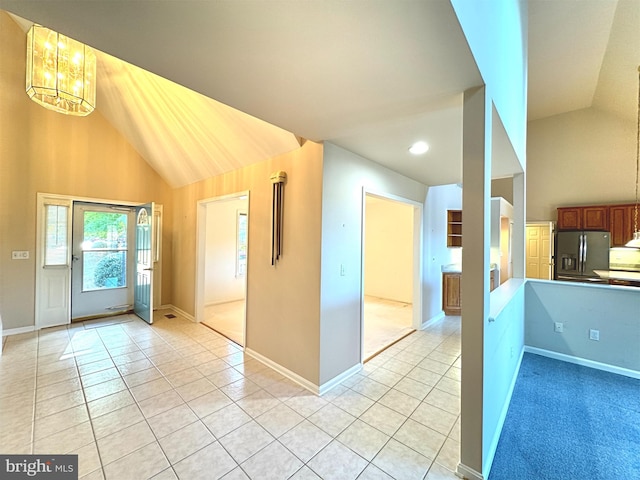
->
[2, 0, 638, 189]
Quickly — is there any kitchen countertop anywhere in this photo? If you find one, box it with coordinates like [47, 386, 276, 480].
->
[594, 270, 640, 282]
[441, 263, 497, 273]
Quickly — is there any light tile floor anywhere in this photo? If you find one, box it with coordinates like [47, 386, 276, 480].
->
[0, 310, 461, 480]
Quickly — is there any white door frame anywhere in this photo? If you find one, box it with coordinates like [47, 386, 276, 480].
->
[360, 188, 424, 361]
[35, 192, 162, 329]
[195, 191, 250, 344]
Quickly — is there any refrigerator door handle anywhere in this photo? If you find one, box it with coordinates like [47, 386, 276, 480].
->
[578, 234, 583, 274]
[582, 234, 587, 273]
[579, 234, 585, 274]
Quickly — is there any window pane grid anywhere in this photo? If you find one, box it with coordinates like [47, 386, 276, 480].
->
[44, 204, 69, 266]
[81, 210, 128, 291]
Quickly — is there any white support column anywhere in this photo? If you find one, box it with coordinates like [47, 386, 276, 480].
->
[458, 85, 492, 480]
[511, 173, 526, 279]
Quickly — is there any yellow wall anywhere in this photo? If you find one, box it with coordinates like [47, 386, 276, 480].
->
[171, 141, 324, 384]
[0, 12, 174, 329]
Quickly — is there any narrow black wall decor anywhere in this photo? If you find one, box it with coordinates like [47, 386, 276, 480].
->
[270, 171, 287, 265]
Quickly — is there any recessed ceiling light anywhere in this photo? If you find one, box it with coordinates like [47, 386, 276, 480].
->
[409, 141, 429, 155]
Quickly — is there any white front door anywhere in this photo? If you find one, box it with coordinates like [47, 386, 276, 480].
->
[71, 203, 135, 320]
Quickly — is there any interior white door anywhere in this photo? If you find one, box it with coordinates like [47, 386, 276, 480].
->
[526, 222, 554, 280]
[134, 203, 155, 324]
[71, 203, 134, 320]
[35, 195, 72, 329]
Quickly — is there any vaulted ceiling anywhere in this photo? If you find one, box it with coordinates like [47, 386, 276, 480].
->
[2, 0, 638, 189]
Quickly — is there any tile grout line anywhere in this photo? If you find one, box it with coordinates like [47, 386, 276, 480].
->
[12, 312, 462, 480]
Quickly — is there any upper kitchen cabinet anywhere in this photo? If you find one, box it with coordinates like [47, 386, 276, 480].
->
[582, 206, 608, 230]
[609, 204, 636, 247]
[557, 206, 607, 231]
[557, 207, 582, 230]
[447, 210, 462, 247]
[557, 203, 637, 246]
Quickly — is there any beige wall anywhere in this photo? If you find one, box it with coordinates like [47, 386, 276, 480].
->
[320, 143, 427, 384]
[527, 107, 635, 221]
[0, 12, 174, 330]
[364, 196, 413, 303]
[171, 141, 324, 384]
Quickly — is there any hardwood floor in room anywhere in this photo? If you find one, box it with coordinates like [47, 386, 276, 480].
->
[202, 301, 245, 346]
[363, 296, 414, 361]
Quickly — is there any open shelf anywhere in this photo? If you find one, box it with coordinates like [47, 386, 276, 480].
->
[447, 210, 462, 247]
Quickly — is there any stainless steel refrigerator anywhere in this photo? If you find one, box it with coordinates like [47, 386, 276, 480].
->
[555, 231, 610, 283]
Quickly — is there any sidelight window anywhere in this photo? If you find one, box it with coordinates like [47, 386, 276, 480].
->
[44, 204, 70, 266]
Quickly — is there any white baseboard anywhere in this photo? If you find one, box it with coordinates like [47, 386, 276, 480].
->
[456, 462, 484, 480]
[163, 305, 195, 323]
[245, 348, 362, 396]
[319, 363, 362, 396]
[2, 325, 36, 337]
[245, 348, 320, 394]
[421, 311, 445, 330]
[204, 299, 245, 308]
[524, 346, 640, 379]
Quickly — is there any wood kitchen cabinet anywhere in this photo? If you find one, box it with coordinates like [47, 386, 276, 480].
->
[442, 273, 461, 315]
[447, 210, 462, 247]
[558, 203, 637, 245]
[557, 207, 582, 230]
[442, 270, 497, 315]
[582, 206, 608, 230]
[609, 204, 636, 247]
[557, 205, 610, 232]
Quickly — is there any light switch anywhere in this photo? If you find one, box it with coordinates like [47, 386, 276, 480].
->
[12, 251, 29, 260]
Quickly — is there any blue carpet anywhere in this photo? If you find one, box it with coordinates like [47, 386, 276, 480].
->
[489, 353, 640, 480]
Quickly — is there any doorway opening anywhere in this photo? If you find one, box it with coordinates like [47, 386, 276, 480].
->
[35, 193, 161, 330]
[71, 202, 135, 320]
[362, 192, 423, 361]
[195, 192, 249, 346]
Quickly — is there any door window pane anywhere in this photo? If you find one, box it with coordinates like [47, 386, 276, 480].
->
[45, 204, 69, 266]
[82, 211, 128, 291]
[83, 251, 127, 290]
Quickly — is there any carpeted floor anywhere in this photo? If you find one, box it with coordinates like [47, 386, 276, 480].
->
[489, 353, 640, 480]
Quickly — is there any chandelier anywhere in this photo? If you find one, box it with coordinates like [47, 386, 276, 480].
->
[26, 25, 96, 116]
[626, 66, 640, 248]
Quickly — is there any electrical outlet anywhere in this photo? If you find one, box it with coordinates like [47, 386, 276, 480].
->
[589, 329, 600, 341]
[554, 322, 564, 333]
[11, 251, 29, 260]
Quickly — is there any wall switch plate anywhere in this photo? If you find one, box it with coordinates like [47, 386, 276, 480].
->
[554, 322, 564, 333]
[340, 264, 345, 276]
[589, 329, 600, 341]
[11, 251, 29, 260]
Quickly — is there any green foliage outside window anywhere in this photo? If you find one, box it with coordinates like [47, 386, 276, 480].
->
[84, 211, 127, 248]
[93, 253, 126, 287]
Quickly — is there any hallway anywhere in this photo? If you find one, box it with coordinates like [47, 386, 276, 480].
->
[0, 310, 461, 479]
